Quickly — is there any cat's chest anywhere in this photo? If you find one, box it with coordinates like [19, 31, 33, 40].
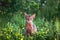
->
[26, 23, 36, 29]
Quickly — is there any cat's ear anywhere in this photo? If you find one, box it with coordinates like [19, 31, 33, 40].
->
[30, 14, 36, 19]
[24, 12, 28, 17]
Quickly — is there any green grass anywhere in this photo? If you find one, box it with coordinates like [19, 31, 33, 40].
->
[0, 13, 60, 40]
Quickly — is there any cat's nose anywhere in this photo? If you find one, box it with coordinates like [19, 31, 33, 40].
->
[28, 19, 29, 21]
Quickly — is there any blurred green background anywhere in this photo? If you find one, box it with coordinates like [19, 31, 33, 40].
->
[0, 0, 60, 40]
